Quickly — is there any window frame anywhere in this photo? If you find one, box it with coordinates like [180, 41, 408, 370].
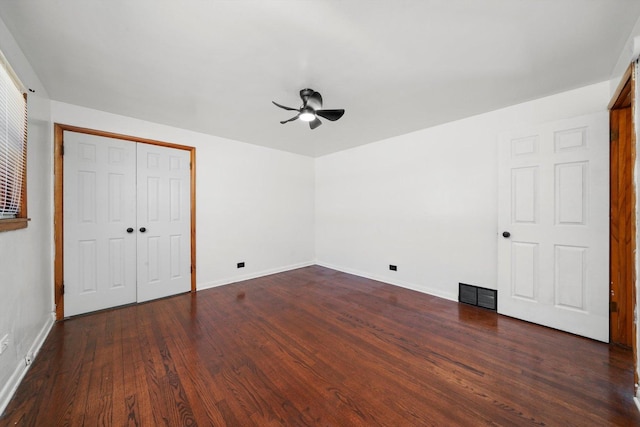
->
[0, 53, 28, 232]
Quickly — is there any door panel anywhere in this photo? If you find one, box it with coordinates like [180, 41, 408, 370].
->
[511, 166, 538, 223]
[497, 112, 609, 342]
[64, 132, 137, 316]
[136, 143, 191, 302]
[512, 242, 538, 300]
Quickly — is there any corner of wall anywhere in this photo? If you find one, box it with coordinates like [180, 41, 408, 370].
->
[610, 15, 640, 96]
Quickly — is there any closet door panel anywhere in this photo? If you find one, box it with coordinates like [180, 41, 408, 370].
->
[63, 132, 137, 316]
[136, 143, 191, 302]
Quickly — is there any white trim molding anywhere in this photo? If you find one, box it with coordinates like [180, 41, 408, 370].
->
[197, 261, 315, 291]
[315, 262, 458, 302]
[0, 313, 55, 417]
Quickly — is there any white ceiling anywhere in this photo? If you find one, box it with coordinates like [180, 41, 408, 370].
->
[1, 1, 639, 157]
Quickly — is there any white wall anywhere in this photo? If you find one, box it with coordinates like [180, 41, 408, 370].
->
[316, 82, 610, 301]
[611, 14, 640, 96]
[50, 102, 315, 289]
[0, 18, 54, 414]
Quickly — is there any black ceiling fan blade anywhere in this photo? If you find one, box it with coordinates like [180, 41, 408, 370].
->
[272, 101, 299, 111]
[316, 109, 344, 121]
[280, 114, 300, 124]
[309, 117, 322, 130]
[307, 91, 323, 110]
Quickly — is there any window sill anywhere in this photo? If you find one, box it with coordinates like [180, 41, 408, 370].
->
[0, 217, 29, 232]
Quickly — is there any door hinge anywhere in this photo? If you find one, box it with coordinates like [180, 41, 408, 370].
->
[60, 144, 65, 156]
[610, 301, 618, 312]
[61, 283, 65, 295]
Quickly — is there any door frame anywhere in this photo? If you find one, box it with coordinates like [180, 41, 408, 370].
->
[608, 63, 638, 394]
[53, 123, 197, 320]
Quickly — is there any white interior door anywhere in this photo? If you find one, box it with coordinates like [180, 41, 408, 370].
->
[136, 143, 191, 302]
[63, 132, 137, 316]
[497, 112, 609, 342]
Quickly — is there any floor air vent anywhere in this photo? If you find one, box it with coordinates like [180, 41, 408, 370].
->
[459, 283, 497, 311]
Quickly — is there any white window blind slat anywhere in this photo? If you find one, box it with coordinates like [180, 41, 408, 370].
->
[0, 55, 27, 218]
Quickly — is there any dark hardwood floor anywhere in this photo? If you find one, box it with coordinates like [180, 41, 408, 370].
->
[2, 265, 639, 426]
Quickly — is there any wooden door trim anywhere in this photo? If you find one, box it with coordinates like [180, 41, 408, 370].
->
[610, 107, 635, 345]
[608, 62, 638, 394]
[53, 123, 197, 321]
[609, 64, 633, 110]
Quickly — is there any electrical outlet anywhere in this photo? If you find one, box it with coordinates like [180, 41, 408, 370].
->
[389, 265, 397, 271]
[0, 334, 9, 355]
[237, 262, 245, 268]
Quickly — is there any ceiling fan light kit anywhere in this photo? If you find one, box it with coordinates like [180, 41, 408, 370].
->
[273, 88, 345, 130]
[298, 108, 315, 122]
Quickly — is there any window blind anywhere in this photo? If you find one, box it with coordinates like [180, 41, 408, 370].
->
[0, 51, 27, 218]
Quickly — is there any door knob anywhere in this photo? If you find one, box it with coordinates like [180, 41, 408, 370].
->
[502, 231, 511, 238]
[139, 227, 147, 233]
[126, 227, 134, 233]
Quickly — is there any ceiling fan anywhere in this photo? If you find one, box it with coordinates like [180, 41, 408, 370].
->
[273, 88, 345, 130]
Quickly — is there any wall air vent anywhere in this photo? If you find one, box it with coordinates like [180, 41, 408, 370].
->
[458, 283, 497, 311]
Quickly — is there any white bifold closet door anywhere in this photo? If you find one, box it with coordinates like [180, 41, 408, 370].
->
[63, 132, 191, 317]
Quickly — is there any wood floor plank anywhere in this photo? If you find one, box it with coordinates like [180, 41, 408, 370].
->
[1, 265, 639, 426]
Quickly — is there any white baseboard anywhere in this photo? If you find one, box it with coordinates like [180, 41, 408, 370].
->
[0, 312, 55, 417]
[635, 395, 640, 414]
[197, 261, 315, 291]
[315, 261, 458, 302]
[197, 261, 459, 303]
